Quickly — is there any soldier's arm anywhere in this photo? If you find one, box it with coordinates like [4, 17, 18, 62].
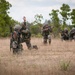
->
[23, 16, 26, 26]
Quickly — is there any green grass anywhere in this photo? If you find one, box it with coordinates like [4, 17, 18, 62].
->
[60, 60, 71, 71]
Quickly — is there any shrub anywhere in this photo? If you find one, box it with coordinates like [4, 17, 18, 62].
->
[60, 60, 71, 71]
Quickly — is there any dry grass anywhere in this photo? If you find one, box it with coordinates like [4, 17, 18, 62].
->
[0, 37, 75, 75]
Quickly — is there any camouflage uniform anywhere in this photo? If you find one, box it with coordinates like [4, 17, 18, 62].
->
[42, 24, 51, 44]
[19, 21, 31, 49]
[61, 28, 69, 40]
[69, 28, 75, 40]
[10, 29, 23, 53]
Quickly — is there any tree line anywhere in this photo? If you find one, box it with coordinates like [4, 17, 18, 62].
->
[0, 0, 75, 37]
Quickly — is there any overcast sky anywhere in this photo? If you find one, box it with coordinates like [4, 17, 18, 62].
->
[6, 0, 75, 23]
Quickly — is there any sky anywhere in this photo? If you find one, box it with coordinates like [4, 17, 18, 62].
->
[6, 0, 75, 23]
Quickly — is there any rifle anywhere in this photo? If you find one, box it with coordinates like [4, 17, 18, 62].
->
[9, 26, 13, 33]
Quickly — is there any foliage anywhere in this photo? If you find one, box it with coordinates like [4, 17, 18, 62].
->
[60, 60, 71, 71]
[60, 3, 71, 29]
[0, 2, 74, 37]
[49, 9, 61, 37]
[33, 14, 43, 25]
[0, 0, 20, 37]
[35, 33, 42, 38]
[71, 9, 75, 25]
[0, 0, 11, 37]
[31, 14, 43, 35]
[31, 33, 42, 38]
[30, 24, 41, 35]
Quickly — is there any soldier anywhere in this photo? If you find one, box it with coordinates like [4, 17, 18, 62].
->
[61, 28, 69, 40]
[42, 23, 51, 44]
[19, 16, 31, 49]
[69, 27, 75, 40]
[10, 25, 23, 54]
[20, 16, 38, 50]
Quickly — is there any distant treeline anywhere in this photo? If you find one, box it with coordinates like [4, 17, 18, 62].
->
[0, 0, 75, 37]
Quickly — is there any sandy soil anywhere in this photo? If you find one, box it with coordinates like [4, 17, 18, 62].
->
[0, 38, 75, 75]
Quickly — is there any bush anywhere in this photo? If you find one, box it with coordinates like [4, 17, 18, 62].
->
[35, 33, 42, 38]
[30, 25, 41, 35]
[31, 33, 42, 38]
[60, 60, 71, 71]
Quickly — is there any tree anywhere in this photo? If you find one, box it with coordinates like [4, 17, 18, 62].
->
[31, 14, 43, 36]
[49, 9, 60, 37]
[33, 14, 43, 26]
[0, 0, 12, 37]
[71, 9, 75, 26]
[30, 25, 41, 35]
[60, 3, 71, 29]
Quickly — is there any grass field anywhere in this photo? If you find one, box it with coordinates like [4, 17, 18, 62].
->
[0, 38, 75, 75]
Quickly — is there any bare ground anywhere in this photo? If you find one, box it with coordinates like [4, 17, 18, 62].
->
[0, 38, 75, 75]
